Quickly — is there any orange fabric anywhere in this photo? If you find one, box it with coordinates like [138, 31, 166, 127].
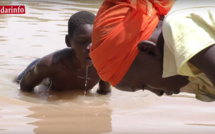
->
[90, 0, 174, 86]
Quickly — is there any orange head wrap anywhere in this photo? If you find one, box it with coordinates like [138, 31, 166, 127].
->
[90, 0, 174, 86]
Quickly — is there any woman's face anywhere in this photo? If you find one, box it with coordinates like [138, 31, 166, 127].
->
[115, 47, 189, 96]
[115, 20, 189, 96]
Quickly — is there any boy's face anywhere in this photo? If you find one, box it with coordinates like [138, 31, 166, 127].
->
[70, 24, 93, 66]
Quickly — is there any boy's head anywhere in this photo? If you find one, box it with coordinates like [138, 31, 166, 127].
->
[66, 11, 95, 67]
[67, 11, 95, 38]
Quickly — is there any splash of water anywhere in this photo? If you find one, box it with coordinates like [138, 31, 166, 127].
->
[83, 67, 90, 104]
[84, 66, 88, 95]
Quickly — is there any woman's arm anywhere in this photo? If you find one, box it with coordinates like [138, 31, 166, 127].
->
[189, 44, 215, 86]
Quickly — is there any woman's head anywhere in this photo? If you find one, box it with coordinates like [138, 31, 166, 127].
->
[89, 0, 186, 96]
[90, 0, 175, 86]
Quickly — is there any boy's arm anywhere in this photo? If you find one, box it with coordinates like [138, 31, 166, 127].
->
[189, 44, 215, 86]
[96, 80, 111, 95]
[20, 57, 52, 92]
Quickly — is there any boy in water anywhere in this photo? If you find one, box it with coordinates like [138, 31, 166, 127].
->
[16, 11, 111, 95]
[90, 0, 215, 101]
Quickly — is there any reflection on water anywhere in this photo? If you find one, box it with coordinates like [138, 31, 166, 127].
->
[29, 103, 112, 134]
[0, 95, 38, 134]
[1, 0, 215, 134]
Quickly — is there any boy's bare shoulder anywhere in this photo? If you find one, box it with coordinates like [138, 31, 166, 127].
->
[37, 48, 72, 73]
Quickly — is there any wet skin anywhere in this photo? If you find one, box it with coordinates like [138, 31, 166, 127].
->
[116, 19, 189, 96]
[20, 24, 111, 94]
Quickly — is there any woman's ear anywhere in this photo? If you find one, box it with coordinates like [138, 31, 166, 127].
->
[65, 35, 71, 47]
[138, 40, 156, 56]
